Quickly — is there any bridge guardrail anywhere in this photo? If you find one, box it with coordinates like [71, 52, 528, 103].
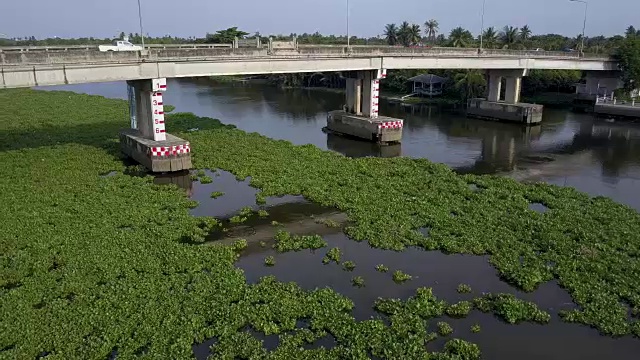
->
[0, 46, 614, 66]
[0, 43, 233, 53]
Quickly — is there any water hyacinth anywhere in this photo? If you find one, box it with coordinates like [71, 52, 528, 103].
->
[2, 89, 640, 358]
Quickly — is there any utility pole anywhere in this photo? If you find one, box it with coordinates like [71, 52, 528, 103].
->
[480, 0, 486, 51]
[569, 0, 588, 55]
[346, 0, 350, 48]
[137, 0, 146, 48]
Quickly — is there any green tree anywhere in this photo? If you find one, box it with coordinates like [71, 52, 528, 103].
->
[454, 70, 486, 99]
[384, 23, 398, 45]
[500, 26, 519, 49]
[206, 27, 249, 44]
[625, 25, 637, 38]
[425, 19, 439, 43]
[520, 25, 532, 40]
[482, 27, 498, 49]
[398, 21, 411, 46]
[520, 25, 532, 47]
[615, 36, 640, 91]
[449, 27, 473, 47]
[409, 24, 422, 45]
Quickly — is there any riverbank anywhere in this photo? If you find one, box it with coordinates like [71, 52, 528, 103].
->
[1, 89, 639, 359]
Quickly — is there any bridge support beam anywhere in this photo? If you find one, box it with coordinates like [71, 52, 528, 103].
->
[325, 69, 404, 144]
[469, 69, 543, 125]
[119, 78, 192, 172]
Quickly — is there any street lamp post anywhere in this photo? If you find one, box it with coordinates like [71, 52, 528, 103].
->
[569, 0, 588, 55]
[346, 0, 350, 48]
[137, 0, 146, 48]
[480, 0, 486, 51]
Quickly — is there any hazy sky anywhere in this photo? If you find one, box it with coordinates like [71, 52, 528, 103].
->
[2, 0, 638, 39]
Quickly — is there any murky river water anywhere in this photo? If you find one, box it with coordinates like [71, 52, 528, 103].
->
[39, 79, 640, 359]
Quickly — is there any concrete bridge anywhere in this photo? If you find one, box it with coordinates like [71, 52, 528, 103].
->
[0, 45, 617, 89]
[0, 44, 621, 173]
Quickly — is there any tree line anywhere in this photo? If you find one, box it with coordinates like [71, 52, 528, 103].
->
[383, 21, 640, 54]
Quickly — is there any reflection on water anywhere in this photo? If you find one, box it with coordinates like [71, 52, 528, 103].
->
[326, 132, 401, 158]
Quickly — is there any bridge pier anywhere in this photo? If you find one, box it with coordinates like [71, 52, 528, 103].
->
[119, 78, 192, 172]
[468, 69, 542, 125]
[326, 69, 404, 144]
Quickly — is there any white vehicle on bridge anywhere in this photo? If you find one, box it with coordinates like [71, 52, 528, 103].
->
[98, 40, 142, 52]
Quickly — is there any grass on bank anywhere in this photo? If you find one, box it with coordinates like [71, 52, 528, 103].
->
[1, 88, 640, 359]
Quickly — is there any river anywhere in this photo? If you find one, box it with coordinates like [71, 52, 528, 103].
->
[38, 78, 640, 359]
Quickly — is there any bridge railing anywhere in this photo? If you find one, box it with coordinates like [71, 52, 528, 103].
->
[0, 45, 614, 65]
[0, 43, 233, 53]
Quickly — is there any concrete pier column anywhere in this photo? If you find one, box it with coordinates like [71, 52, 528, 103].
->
[468, 69, 543, 125]
[504, 76, 522, 104]
[345, 77, 363, 115]
[120, 78, 192, 172]
[345, 69, 386, 118]
[127, 78, 167, 141]
[487, 72, 502, 102]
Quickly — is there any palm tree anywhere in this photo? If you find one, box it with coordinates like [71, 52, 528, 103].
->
[454, 70, 486, 99]
[574, 34, 584, 50]
[409, 24, 422, 45]
[625, 26, 637, 38]
[425, 19, 439, 43]
[449, 27, 473, 48]
[520, 25, 532, 42]
[500, 26, 519, 49]
[384, 24, 398, 46]
[482, 27, 498, 49]
[398, 21, 411, 47]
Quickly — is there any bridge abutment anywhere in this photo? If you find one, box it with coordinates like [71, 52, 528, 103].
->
[119, 78, 192, 172]
[326, 69, 404, 144]
[468, 69, 542, 125]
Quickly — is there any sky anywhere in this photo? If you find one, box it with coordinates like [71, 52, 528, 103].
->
[1, 0, 639, 39]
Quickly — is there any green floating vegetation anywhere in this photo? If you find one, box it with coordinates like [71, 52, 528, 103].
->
[1, 89, 639, 358]
[184, 217, 221, 243]
[437, 322, 454, 336]
[446, 301, 473, 318]
[168, 109, 640, 337]
[374, 287, 446, 319]
[257, 209, 269, 217]
[229, 215, 248, 224]
[375, 264, 389, 273]
[352, 276, 365, 287]
[273, 230, 327, 252]
[196, 169, 206, 177]
[271, 220, 281, 226]
[473, 293, 551, 324]
[163, 104, 176, 113]
[457, 283, 472, 294]
[259, 241, 267, 248]
[210, 191, 225, 199]
[231, 239, 248, 252]
[322, 247, 342, 264]
[256, 192, 267, 205]
[342, 261, 356, 271]
[315, 218, 341, 228]
[264, 256, 276, 267]
[199, 175, 213, 184]
[392, 270, 412, 283]
[238, 206, 253, 217]
[470, 324, 481, 333]
[443, 338, 481, 360]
